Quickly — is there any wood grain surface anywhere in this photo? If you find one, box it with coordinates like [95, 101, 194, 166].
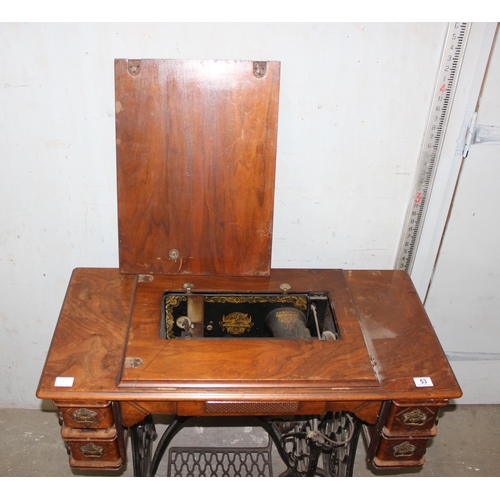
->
[115, 59, 280, 276]
[37, 268, 462, 404]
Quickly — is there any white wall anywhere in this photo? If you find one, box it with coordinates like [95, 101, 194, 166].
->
[0, 22, 448, 408]
[424, 29, 500, 404]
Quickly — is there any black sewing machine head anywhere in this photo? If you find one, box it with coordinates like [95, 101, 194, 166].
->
[161, 290, 339, 341]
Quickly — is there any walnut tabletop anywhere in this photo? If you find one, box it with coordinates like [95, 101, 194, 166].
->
[37, 267, 461, 403]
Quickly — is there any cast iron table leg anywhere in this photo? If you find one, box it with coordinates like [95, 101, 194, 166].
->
[130, 415, 157, 477]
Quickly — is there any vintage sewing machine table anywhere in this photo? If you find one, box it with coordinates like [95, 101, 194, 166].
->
[36, 266, 462, 476]
[37, 58, 460, 476]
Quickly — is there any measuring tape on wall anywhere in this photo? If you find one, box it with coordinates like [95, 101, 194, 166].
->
[395, 22, 471, 273]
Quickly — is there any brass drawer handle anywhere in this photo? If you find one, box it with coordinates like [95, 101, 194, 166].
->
[392, 441, 417, 458]
[80, 442, 105, 458]
[72, 408, 99, 424]
[402, 409, 429, 426]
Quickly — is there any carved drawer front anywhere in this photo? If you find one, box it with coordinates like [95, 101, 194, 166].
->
[374, 435, 430, 468]
[63, 428, 123, 469]
[385, 402, 440, 433]
[59, 404, 115, 429]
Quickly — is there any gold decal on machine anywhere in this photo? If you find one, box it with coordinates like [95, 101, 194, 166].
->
[205, 295, 308, 310]
[220, 312, 254, 335]
[165, 295, 187, 339]
[274, 309, 302, 330]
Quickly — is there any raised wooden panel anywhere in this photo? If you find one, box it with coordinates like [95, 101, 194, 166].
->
[118, 269, 379, 390]
[115, 59, 280, 276]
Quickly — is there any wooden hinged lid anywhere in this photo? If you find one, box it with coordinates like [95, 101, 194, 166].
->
[115, 59, 280, 276]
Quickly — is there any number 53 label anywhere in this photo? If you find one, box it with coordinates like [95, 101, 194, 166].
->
[414, 377, 433, 387]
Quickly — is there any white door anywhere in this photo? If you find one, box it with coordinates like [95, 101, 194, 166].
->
[424, 27, 500, 403]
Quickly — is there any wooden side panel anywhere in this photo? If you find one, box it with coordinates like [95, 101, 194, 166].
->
[115, 59, 280, 276]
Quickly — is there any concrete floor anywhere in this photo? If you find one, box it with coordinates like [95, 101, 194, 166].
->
[1, 403, 499, 477]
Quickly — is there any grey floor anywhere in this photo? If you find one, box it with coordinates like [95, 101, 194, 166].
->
[1, 403, 499, 477]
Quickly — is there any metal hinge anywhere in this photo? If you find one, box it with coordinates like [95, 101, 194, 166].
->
[462, 111, 500, 157]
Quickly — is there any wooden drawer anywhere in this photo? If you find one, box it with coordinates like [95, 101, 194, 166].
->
[384, 402, 440, 434]
[58, 404, 115, 429]
[373, 434, 430, 468]
[63, 427, 124, 469]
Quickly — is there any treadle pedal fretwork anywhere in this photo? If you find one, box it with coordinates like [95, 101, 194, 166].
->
[275, 412, 361, 477]
[167, 441, 273, 477]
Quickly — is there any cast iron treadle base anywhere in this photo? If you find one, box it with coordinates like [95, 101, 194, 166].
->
[129, 412, 360, 477]
[167, 440, 273, 477]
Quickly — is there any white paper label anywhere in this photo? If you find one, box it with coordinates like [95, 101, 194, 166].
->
[54, 376, 74, 387]
[413, 377, 433, 387]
